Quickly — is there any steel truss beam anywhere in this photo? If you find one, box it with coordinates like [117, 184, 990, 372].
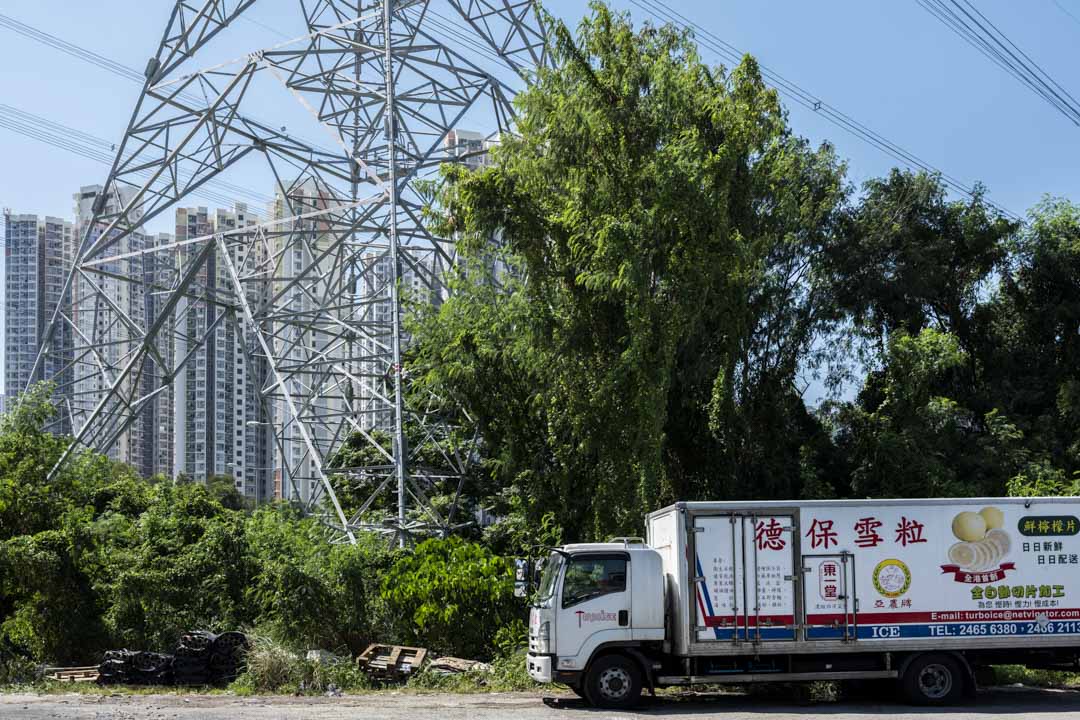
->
[34, 0, 546, 544]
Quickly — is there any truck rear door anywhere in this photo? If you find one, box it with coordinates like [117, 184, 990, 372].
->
[692, 513, 797, 643]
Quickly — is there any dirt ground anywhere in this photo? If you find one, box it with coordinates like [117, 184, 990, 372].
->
[3, 687, 1080, 719]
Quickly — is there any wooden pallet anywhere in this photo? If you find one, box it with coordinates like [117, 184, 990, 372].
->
[46, 666, 100, 683]
[355, 644, 427, 681]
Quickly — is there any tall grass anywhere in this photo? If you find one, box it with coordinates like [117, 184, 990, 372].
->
[229, 635, 371, 695]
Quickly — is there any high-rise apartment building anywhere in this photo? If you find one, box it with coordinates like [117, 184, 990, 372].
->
[357, 250, 443, 434]
[444, 129, 495, 170]
[3, 211, 74, 431]
[141, 231, 176, 478]
[72, 184, 148, 469]
[171, 205, 270, 500]
[266, 181, 359, 504]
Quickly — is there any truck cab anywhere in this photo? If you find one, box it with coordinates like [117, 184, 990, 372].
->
[527, 539, 664, 707]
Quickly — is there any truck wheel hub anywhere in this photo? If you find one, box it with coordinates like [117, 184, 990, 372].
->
[918, 664, 952, 699]
[598, 667, 630, 699]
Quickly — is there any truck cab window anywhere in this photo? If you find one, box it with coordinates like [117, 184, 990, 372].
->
[561, 556, 626, 608]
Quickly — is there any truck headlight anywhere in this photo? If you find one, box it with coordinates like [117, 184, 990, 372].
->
[536, 621, 550, 653]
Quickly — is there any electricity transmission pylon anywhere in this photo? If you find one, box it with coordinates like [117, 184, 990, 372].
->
[30, 0, 546, 544]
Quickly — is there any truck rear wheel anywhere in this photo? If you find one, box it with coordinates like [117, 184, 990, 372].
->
[901, 654, 963, 706]
[585, 654, 642, 709]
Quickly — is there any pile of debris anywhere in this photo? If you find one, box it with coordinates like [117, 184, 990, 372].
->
[355, 644, 427, 681]
[96, 630, 249, 687]
[352, 643, 493, 682]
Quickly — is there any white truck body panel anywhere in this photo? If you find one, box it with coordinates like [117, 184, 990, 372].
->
[647, 497, 1080, 657]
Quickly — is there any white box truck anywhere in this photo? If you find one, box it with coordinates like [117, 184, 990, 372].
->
[527, 498, 1080, 707]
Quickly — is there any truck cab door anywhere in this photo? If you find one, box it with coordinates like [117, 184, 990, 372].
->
[555, 554, 631, 666]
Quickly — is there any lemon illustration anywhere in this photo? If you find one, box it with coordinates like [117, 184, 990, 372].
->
[948, 542, 976, 568]
[952, 511, 987, 542]
[979, 506, 1005, 530]
[985, 528, 1010, 557]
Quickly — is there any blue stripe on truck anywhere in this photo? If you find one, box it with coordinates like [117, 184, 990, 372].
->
[704, 621, 1080, 641]
[695, 554, 723, 640]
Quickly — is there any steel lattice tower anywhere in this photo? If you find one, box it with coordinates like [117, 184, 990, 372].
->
[30, 0, 546, 543]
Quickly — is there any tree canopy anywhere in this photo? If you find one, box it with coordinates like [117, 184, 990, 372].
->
[409, 3, 1080, 540]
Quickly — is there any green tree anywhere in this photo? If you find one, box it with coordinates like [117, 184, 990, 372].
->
[825, 183, 1078, 501]
[411, 3, 847, 538]
[820, 169, 1016, 348]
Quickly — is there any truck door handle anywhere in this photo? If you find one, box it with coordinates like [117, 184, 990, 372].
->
[619, 610, 629, 627]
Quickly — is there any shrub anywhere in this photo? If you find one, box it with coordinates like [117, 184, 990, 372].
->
[245, 508, 396, 653]
[0, 653, 39, 686]
[381, 537, 518, 659]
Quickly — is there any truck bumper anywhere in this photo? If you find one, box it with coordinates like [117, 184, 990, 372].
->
[527, 653, 553, 683]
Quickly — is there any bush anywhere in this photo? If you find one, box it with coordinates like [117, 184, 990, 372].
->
[102, 484, 254, 652]
[0, 653, 39, 686]
[992, 664, 1080, 688]
[381, 537, 518, 659]
[230, 634, 371, 695]
[245, 508, 396, 654]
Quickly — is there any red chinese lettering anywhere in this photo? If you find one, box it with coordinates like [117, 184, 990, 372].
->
[895, 516, 926, 546]
[824, 584, 838, 600]
[806, 519, 838, 549]
[755, 519, 786, 551]
[822, 563, 837, 578]
[854, 517, 884, 548]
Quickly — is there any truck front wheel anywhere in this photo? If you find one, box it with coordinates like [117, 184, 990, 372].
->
[901, 654, 963, 706]
[585, 654, 643, 709]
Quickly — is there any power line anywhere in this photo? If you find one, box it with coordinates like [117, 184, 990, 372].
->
[0, 104, 273, 207]
[0, 105, 269, 212]
[915, 0, 1080, 127]
[0, 11, 332, 155]
[626, 0, 1019, 220]
[0, 13, 142, 82]
[1054, 0, 1080, 29]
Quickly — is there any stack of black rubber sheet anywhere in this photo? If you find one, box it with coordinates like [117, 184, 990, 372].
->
[97, 630, 249, 686]
[97, 650, 174, 685]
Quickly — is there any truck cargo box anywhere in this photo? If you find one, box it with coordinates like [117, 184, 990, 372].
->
[646, 498, 1080, 657]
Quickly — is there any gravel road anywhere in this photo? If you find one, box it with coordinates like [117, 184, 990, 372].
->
[3, 688, 1080, 719]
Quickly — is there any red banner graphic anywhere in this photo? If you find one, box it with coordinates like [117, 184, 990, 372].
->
[939, 562, 1015, 583]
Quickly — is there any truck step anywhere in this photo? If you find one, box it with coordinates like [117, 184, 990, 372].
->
[656, 669, 898, 685]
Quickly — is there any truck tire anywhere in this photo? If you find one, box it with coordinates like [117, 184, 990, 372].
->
[584, 654, 642, 709]
[901, 654, 963, 706]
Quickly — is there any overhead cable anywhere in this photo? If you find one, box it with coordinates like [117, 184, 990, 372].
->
[627, 0, 1019, 220]
[915, 0, 1080, 127]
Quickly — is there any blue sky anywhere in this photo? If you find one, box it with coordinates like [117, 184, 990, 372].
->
[1, 1, 1079, 224]
[1, 0, 1079, 394]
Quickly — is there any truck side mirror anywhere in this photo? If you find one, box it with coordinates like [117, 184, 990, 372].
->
[513, 558, 531, 598]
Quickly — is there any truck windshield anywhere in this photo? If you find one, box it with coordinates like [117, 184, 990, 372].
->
[535, 552, 563, 607]
[561, 556, 627, 608]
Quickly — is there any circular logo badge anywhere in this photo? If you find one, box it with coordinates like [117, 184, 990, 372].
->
[873, 558, 911, 598]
